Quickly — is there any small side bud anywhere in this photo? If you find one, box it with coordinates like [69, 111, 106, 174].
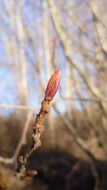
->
[45, 70, 61, 101]
[26, 170, 37, 177]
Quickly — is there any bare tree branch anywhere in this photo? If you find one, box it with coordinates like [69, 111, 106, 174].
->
[48, 0, 107, 116]
[0, 104, 40, 110]
[13, 110, 34, 162]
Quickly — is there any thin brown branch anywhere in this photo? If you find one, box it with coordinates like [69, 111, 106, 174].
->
[16, 70, 61, 180]
[17, 97, 51, 180]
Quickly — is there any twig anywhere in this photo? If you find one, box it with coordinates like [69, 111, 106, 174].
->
[13, 110, 34, 163]
[61, 96, 104, 102]
[0, 157, 13, 165]
[66, 161, 81, 190]
[16, 70, 61, 180]
[17, 98, 51, 179]
[90, 160, 100, 190]
[0, 104, 40, 110]
[0, 111, 34, 166]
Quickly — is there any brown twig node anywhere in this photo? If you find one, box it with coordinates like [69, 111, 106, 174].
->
[16, 70, 61, 180]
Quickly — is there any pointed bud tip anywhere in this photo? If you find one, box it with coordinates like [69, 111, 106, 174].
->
[45, 70, 61, 101]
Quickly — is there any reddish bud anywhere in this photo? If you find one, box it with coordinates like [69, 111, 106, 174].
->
[45, 70, 61, 101]
[26, 170, 37, 177]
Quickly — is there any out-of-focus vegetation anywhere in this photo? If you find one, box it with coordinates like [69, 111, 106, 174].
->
[0, 0, 107, 190]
